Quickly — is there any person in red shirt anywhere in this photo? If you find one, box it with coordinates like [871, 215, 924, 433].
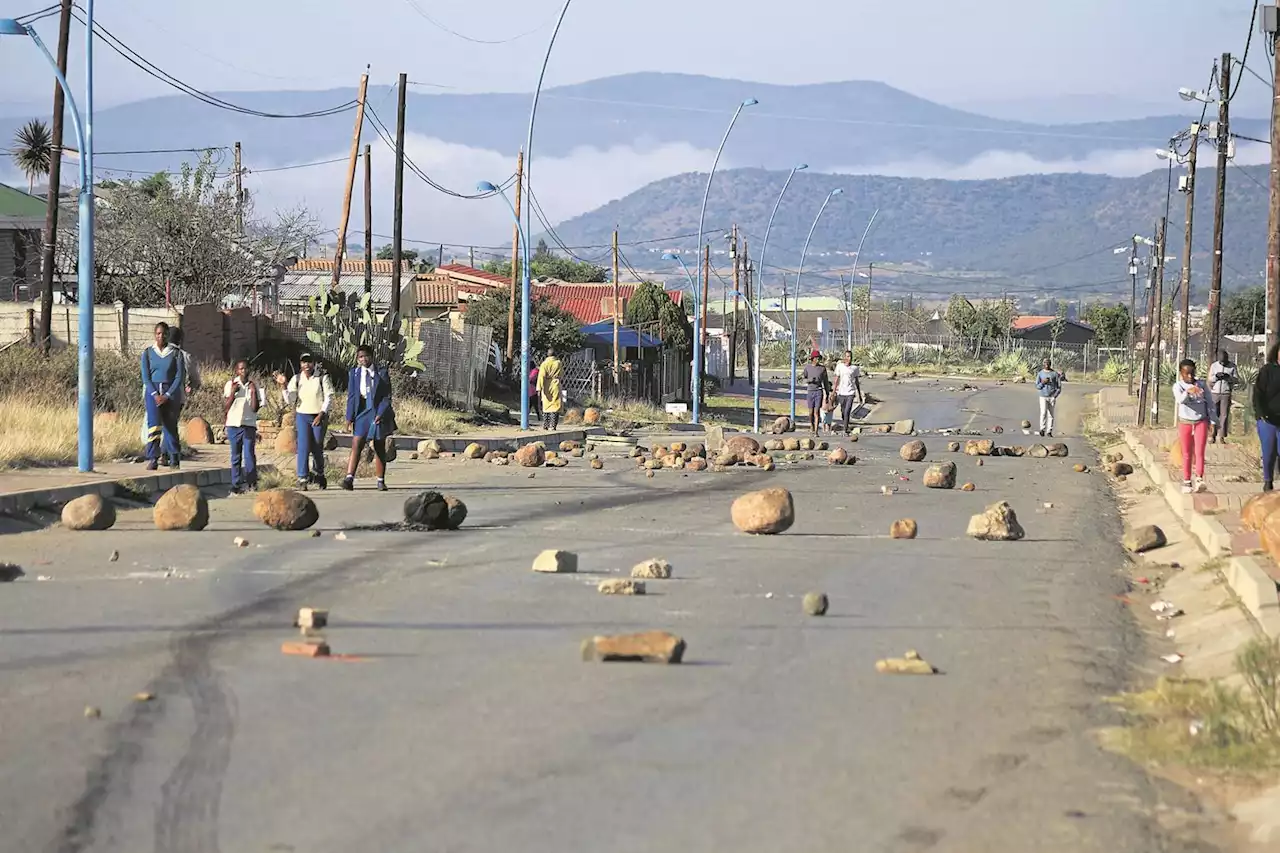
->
[528, 364, 542, 419]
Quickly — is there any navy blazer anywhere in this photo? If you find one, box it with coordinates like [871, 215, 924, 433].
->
[346, 365, 395, 425]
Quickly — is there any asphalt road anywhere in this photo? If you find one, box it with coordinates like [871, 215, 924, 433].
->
[0, 379, 1215, 853]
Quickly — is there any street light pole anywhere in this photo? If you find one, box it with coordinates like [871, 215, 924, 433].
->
[845, 208, 879, 348]
[1, 15, 94, 472]
[691, 97, 757, 424]
[789, 188, 843, 420]
[519, 0, 574, 431]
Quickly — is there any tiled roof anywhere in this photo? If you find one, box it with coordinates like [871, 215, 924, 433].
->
[291, 257, 412, 274]
[437, 263, 511, 286]
[414, 279, 459, 306]
[1011, 315, 1057, 330]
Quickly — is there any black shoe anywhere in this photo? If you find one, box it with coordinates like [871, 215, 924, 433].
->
[145, 459, 159, 471]
[1046, 431, 1053, 438]
[340, 476, 354, 491]
[315, 475, 328, 491]
[170, 458, 180, 471]
[376, 479, 387, 492]
[1265, 481, 1274, 492]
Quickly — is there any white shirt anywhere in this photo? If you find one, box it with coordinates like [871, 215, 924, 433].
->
[223, 379, 263, 427]
[360, 367, 375, 399]
[284, 372, 334, 415]
[833, 362, 861, 396]
[1208, 361, 1237, 396]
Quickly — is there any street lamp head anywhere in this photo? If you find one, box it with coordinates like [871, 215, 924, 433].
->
[795, 163, 809, 171]
[475, 180, 498, 193]
[1178, 87, 1214, 104]
[742, 98, 759, 107]
[661, 252, 679, 261]
[0, 18, 30, 35]
[1155, 148, 1176, 161]
[830, 188, 844, 196]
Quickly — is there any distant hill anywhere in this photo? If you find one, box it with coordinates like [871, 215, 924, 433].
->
[0, 73, 1266, 177]
[548, 165, 1270, 298]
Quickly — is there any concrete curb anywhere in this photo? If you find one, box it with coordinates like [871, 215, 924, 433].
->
[0, 466, 243, 517]
[330, 427, 606, 454]
[1117, 427, 1280, 638]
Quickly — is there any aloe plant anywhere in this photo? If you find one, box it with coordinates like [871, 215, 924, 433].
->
[303, 288, 425, 370]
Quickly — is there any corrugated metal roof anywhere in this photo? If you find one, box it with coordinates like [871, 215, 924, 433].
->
[276, 272, 398, 305]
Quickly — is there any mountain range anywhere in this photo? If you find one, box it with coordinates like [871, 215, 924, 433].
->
[0, 73, 1267, 178]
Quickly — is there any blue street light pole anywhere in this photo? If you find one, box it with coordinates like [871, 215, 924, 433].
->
[844, 208, 879, 348]
[692, 97, 757, 424]
[519, 0, 574, 431]
[756, 163, 805, 432]
[789, 187, 843, 420]
[1, 13, 95, 472]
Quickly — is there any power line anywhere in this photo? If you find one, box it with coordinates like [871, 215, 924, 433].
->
[365, 104, 514, 199]
[398, 0, 550, 45]
[1228, 0, 1262, 103]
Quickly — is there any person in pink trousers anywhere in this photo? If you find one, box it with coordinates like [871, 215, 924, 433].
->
[1172, 358, 1218, 494]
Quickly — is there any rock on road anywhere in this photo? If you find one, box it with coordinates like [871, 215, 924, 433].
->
[0, 380, 1211, 853]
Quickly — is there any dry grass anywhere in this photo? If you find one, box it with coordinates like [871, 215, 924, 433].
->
[394, 398, 469, 435]
[0, 396, 144, 468]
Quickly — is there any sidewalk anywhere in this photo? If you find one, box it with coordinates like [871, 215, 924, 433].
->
[1097, 386, 1280, 637]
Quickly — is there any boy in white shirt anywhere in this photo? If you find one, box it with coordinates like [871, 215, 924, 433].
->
[832, 350, 864, 435]
[223, 359, 262, 494]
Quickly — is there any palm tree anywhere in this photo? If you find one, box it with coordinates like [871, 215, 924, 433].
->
[11, 118, 53, 194]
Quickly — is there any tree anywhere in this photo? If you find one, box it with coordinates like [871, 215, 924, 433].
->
[1081, 303, 1131, 348]
[375, 244, 421, 264]
[463, 289, 585, 357]
[944, 294, 978, 338]
[11, 119, 52, 194]
[482, 252, 608, 283]
[1221, 286, 1265, 335]
[58, 152, 322, 306]
[625, 280, 692, 352]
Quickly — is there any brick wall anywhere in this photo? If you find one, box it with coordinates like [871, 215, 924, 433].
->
[178, 302, 260, 364]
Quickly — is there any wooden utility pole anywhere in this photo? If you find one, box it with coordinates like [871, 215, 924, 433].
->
[391, 72, 407, 318]
[233, 141, 244, 235]
[1178, 125, 1199, 363]
[612, 228, 621, 382]
[331, 69, 370, 290]
[36, 0, 73, 353]
[506, 150, 524, 368]
[1268, 8, 1280, 354]
[438, 244, 444, 268]
[362, 144, 373, 295]
[730, 223, 740, 385]
[1207, 53, 1232, 361]
[1153, 216, 1168, 425]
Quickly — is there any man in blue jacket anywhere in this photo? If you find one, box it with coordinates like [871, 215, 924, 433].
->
[342, 344, 396, 491]
[140, 321, 185, 470]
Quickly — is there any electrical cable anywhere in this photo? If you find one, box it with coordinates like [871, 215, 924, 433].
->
[365, 104, 514, 199]
[398, 0, 550, 45]
[1229, 0, 1261, 103]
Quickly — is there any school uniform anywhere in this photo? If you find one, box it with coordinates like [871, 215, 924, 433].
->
[140, 344, 185, 467]
[346, 364, 396, 443]
[284, 370, 335, 485]
[224, 379, 262, 490]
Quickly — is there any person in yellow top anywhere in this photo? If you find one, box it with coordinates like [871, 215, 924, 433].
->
[273, 353, 335, 490]
[536, 353, 564, 430]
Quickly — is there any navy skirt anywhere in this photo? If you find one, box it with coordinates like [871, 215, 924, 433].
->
[352, 408, 393, 441]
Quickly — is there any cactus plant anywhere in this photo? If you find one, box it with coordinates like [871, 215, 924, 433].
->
[304, 288, 425, 370]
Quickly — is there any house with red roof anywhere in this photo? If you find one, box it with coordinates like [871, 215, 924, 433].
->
[1009, 315, 1095, 345]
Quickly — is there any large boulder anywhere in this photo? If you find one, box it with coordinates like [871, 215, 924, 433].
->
[583, 407, 602, 425]
[730, 487, 795, 534]
[1260, 511, 1280, 565]
[922, 461, 957, 489]
[1122, 524, 1167, 553]
[892, 419, 915, 435]
[1028, 444, 1050, 459]
[153, 485, 209, 531]
[417, 438, 443, 455]
[1047, 443, 1069, 458]
[783, 438, 802, 452]
[725, 435, 760, 456]
[1242, 492, 1280, 531]
[705, 425, 726, 454]
[1106, 461, 1135, 476]
[185, 416, 214, 445]
[563, 408, 584, 425]
[1003, 446, 1027, 458]
[687, 457, 708, 472]
[966, 501, 1025, 541]
[514, 443, 545, 468]
[581, 631, 685, 663]
[463, 442, 485, 459]
[890, 518, 918, 539]
[772, 416, 793, 434]
[828, 447, 849, 465]
[764, 439, 785, 451]
[444, 496, 468, 530]
[963, 439, 994, 457]
[253, 489, 319, 531]
[404, 490, 450, 529]
[274, 422, 298, 454]
[899, 440, 927, 462]
[61, 493, 116, 531]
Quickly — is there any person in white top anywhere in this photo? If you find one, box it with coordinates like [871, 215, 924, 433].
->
[832, 350, 864, 435]
[223, 359, 262, 493]
[274, 353, 335, 490]
[1172, 357, 1219, 494]
[1207, 349, 1238, 444]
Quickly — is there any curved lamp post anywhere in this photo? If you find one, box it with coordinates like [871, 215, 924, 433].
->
[789, 187, 843, 419]
[517, 0, 574, 431]
[478, 181, 530, 420]
[844, 208, 879, 348]
[691, 97, 757, 424]
[1, 14, 95, 472]
[756, 163, 806, 431]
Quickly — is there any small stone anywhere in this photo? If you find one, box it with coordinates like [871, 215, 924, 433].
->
[631, 558, 672, 579]
[1073, 463, 1088, 473]
[84, 705, 101, 719]
[876, 657, 937, 675]
[799, 438, 816, 451]
[765, 439, 784, 451]
[334, 531, 348, 540]
[109, 550, 120, 562]
[644, 458, 664, 470]
[966, 501, 1025, 541]
[598, 578, 646, 595]
[922, 461, 957, 489]
[560, 440, 577, 452]
[134, 692, 154, 702]
[992, 425, 1004, 434]
[731, 487, 795, 534]
[233, 536, 249, 548]
[1047, 443, 1069, 458]
[546, 457, 569, 468]
[296, 607, 328, 629]
[670, 442, 687, 454]
[976, 459, 984, 467]
[772, 416, 793, 434]
[1003, 446, 1027, 457]
[1107, 461, 1135, 476]
[253, 489, 319, 531]
[960, 482, 975, 491]
[817, 441, 829, 451]
[892, 419, 915, 435]
[629, 445, 643, 458]
[153, 485, 209, 531]
[687, 457, 708, 472]
[964, 439, 994, 456]
[783, 438, 802, 452]
[890, 518, 918, 539]
[61, 494, 117, 531]
[309, 530, 322, 537]
[828, 447, 849, 465]
[444, 496, 468, 530]
[1028, 444, 1049, 458]
[947, 441, 961, 453]
[417, 439, 444, 455]
[591, 458, 604, 470]
[646, 470, 656, 479]
[1020, 419, 1032, 429]
[0, 563, 24, 582]
[1123, 524, 1167, 553]
[581, 631, 685, 663]
[583, 407, 602, 425]
[533, 549, 578, 573]
[899, 440, 927, 462]
[803, 592, 829, 616]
